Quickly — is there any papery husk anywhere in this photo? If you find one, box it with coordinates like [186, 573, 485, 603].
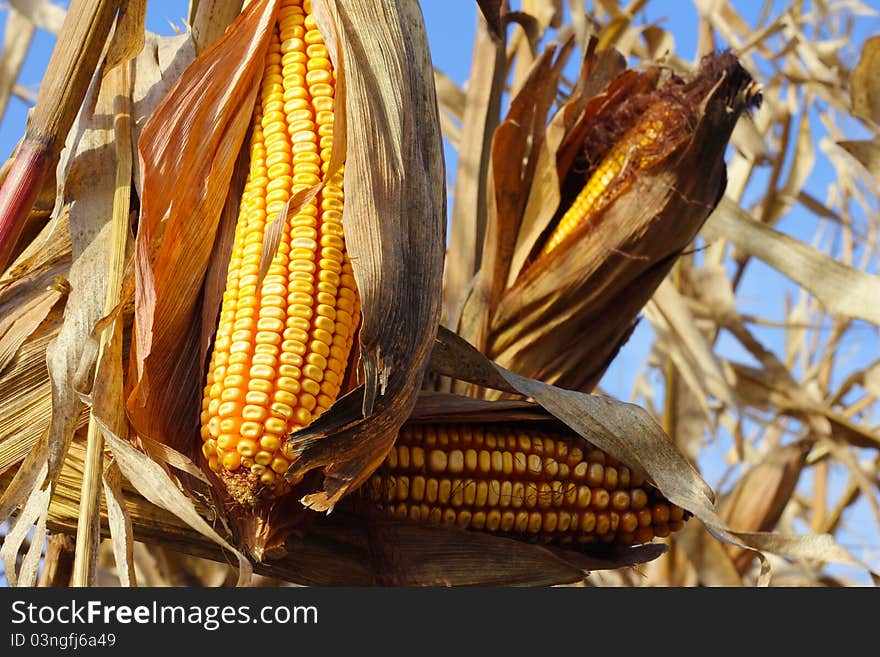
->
[457, 39, 574, 366]
[472, 50, 762, 394]
[428, 326, 880, 585]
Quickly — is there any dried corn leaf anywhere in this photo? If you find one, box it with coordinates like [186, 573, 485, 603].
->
[70, 61, 135, 586]
[0, 43, 136, 587]
[443, 10, 505, 330]
[283, 0, 445, 510]
[703, 197, 880, 325]
[720, 441, 810, 573]
[7, 0, 67, 34]
[101, 429, 252, 586]
[0, 216, 70, 376]
[0, 8, 36, 122]
[849, 34, 880, 124]
[838, 139, 880, 182]
[190, 0, 245, 53]
[0, 311, 59, 473]
[0, 210, 82, 475]
[647, 279, 739, 411]
[1, 476, 51, 586]
[102, 460, 136, 587]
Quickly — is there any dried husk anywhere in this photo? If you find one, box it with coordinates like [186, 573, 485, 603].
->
[279, 0, 445, 511]
[464, 49, 762, 394]
[428, 326, 879, 584]
[457, 40, 574, 366]
[127, 0, 278, 455]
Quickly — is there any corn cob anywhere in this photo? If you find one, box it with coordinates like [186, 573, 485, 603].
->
[200, 0, 359, 506]
[362, 423, 687, 546]
[540, 101, 684, 256]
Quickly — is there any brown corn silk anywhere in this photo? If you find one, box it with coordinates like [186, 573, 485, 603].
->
[199, 0, 360, 507]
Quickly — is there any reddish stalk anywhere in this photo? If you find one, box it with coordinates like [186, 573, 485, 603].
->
[0, 140, 50, 274]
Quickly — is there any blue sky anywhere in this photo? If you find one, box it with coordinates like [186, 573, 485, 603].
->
[1, 1, 878, 583]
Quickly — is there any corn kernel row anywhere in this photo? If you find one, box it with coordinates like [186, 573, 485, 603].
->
[361, 423, 687, 546]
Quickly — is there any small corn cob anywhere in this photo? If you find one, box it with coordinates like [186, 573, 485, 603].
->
[200, 0, 360, 506]
[361, 423, 688, 546]
[540, 101, 684, 256]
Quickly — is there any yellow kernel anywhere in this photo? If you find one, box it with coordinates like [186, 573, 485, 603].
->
[428, 449, 448, 473]
[242, 405, 268, 422]
[237, 439, 257, 457]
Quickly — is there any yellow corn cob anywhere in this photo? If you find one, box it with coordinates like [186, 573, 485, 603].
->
[361, 423, 687, 546]
[540, 102, 680, 256]
[200, 0, 360, 506]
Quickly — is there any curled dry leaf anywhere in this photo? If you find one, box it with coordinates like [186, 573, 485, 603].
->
[428, 326, 880, 584]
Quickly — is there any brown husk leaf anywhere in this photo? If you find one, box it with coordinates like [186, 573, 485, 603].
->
[477, 51, 762, 393]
